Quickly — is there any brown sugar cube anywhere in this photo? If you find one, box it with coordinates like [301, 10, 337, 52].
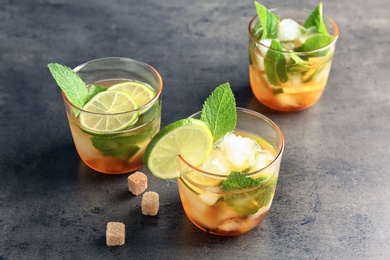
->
[106, 222, 125, 246]
[141, 191, 159, 216]
[128, 171, 148, 196]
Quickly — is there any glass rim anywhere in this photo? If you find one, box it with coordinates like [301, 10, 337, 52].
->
[180, 107, 285, 179]
[61, 57, 163, 115]
[248, 7, 339, 55]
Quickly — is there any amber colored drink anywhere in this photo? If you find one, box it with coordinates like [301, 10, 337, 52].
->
[248, 8, 339, 112]
[178, 132, 279, 236]
[63, 57, 163, 174]
[178, 108, 284, 236]
[65, 79, 161, 174]
[249, 53, 333, 111]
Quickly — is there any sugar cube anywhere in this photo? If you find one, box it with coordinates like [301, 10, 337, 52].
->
[141, 191, 159, 216]
[106, 222, 125, 246]
[128, 171, 148, 196]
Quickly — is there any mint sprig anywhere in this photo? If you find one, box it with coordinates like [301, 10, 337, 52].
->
[48, 63, 89, 108]
[264, 40, 288, 86]
[303, 2, 328, 35]
[222, 171, 261, 191]
[47, 63, 106, 108]
[254, 1, 279, 39]
[200, 83, 236, 142]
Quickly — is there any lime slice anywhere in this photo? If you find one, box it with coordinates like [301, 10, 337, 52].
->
[108, 81, 155, 106]
[80, 90, 139, 133]
[184, 171, 222, 187]
[144, 118, 213, 179]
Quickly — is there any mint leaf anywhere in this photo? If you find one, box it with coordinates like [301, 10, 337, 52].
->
[91, 132, 152, 159]
[88, 84, 106, 102]
[200, 83, 236, 142]
[224, 187, 274, 216]
[303, 2, 328, 35]
[254, 1, 279, 39]
[222, 171, 260, 191]
[287, 54, 310, 73]
[252, 21, 264, 40]
[264, 40, 288, 86]
[297, 34, 334, 54]
[221, 171, 274, 216]
[47, 63, 88, 108]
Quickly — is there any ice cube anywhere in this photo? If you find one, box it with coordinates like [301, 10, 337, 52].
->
[216, 133, 261, 172]
[290, 73, 302, 89]
[198, 192, 221, 206]
[314, 62, 331, 83]
[277, 18, 304, 42]
[256, 39, 272, 57]
[275, 93, 300, 108]
[253, 39, 272, 70]
[201, 149, 232, 175]
[280, 41, 297, 52]
[218, 217, 243, 232]
[252, 149, 275, 171]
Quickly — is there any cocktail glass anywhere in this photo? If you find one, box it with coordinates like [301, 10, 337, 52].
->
[178, 108, 284, 236]
[62, 57, 163, 174]
[248, 7, 339, 111]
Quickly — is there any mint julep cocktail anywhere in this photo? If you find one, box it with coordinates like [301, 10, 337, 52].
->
[145, 83, 284, 236]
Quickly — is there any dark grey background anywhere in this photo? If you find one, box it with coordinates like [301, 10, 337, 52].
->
[1, 0, 389, 259]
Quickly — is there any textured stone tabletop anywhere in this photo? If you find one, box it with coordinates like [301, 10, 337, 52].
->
[1, 0, 389, 259]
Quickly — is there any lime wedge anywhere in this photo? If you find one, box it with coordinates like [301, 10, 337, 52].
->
[108, 81, 155, 106]
[80, 90, 139, 133]
[144, 118, 213, 179]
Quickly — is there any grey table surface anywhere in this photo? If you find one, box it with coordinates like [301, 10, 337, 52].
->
[1, 0, 389, 259]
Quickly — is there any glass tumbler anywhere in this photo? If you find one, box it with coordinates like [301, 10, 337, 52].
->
[62, 57, 163, 174]
[178, 107, 284, 236]
[248, 7, 339, 111]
